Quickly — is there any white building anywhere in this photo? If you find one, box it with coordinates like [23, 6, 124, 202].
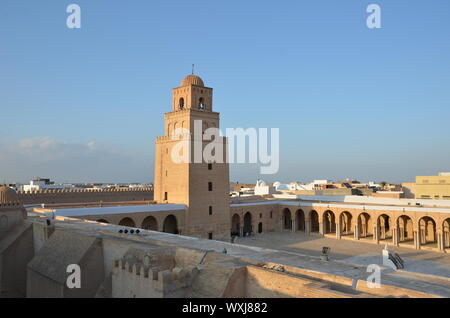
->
[254, 180, 277, 195]
[22, 178, 74, 192]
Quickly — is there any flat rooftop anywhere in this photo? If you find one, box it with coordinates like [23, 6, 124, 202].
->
[231, 199, 450, 214]
[32, 203, 186, 217]
[32, 215, 450, 297]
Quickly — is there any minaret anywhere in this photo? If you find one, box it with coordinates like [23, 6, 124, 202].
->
[154, 73, 230, 240]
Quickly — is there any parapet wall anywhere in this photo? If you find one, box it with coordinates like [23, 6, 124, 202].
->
[111, 259, 198, 298]
[0, 202, 22, 210]
[17, 188, 153, 205]
[255, 261, 435, 298]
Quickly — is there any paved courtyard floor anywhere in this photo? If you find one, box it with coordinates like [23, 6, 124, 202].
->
[234, 231, 450, 279]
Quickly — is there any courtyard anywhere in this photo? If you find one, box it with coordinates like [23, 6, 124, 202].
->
[234, 231, 450, 279]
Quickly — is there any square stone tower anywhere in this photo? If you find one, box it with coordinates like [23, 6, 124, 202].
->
[154, 74, 230, 241]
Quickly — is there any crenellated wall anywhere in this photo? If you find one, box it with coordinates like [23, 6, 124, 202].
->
[17, 188, 153, 205]
[111, 259, 198, 298]
[0, 202, 22, 210]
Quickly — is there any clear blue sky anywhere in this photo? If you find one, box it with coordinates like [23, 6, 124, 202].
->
[1, 0, 449, 184]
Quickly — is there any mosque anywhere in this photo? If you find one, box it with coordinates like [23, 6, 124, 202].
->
[1, 73, 450, 298]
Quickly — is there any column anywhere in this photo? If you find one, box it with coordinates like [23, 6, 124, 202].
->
[239, 226, 244, 237]
[444, 232, 449, 251]
[373, 225, 379, 243]
[437, 233, 444, 251]
[420, 228, 426, 245]
[319, 222, 324, 235]
[292, 218, 296, 232]
[336, 222, 341, 239]
[354, 224, 360, 240]
[393, 228, 399, 246]
[414, 231, 420, 250]
[305, 220, 311, 236]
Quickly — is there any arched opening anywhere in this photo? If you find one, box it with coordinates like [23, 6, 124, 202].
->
[377, 214, 392, 241]
[258, 222, 263, 234]
[141, 216, 158, 231]
[444, 219, 450, 249]
[231, 214, 241, 236]
[96, 219, 109, 224]
[118, 217, 135, 227]
[419, 216, 437, 247]
[340, 212, 353, 236]
[179, 97, 185, 110]
[198, 97, 205, 110]
[296, 209, 305, 231]
[243, 212, 252, 235]
[172, 122, 179, 139]
[282, 208, 292, 230]
[358, 212, 373, 238]
[323, 210, 336, 234]
[397, 215, 414, 244]
[163, 215, 178, 234]
[310, 210, 319, 233]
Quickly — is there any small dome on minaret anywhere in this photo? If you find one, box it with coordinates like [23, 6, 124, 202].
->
[180, 74, 205, 87]
[0, 185, 19, 204]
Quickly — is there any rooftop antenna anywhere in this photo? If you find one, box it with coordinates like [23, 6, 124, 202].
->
[192, 64, 195, 75]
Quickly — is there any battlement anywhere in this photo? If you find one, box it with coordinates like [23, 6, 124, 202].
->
[112, 258, 198, 298]
[163, 109, 220, 117]
[156, 135, 186, 142]
[17, 187, 152, 195]
[0, 201, 22, 209]
[17, 187, 154, 205]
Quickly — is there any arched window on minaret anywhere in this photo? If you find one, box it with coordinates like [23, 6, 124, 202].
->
[173, 122, 178, 139]
[199, 97, 205, 110]
[179, 98, 185, 110]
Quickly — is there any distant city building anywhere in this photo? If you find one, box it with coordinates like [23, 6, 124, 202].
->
[21, 178, 74, 192]
[254, 180, 277, 196]
[415, 173, 450, 200]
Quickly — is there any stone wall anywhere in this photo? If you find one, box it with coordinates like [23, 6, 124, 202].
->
[69, 208, 186, 235]
[0, 222, 34, 297]
[230, 203, 280, 236]
[245, 266, 351, 298]
[27, 229, 104, 298]
[20, 216, 442, 298]
[17, 188, 153, 205]
[0, 203, 26, 240]
[255, 262, 434, 298]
